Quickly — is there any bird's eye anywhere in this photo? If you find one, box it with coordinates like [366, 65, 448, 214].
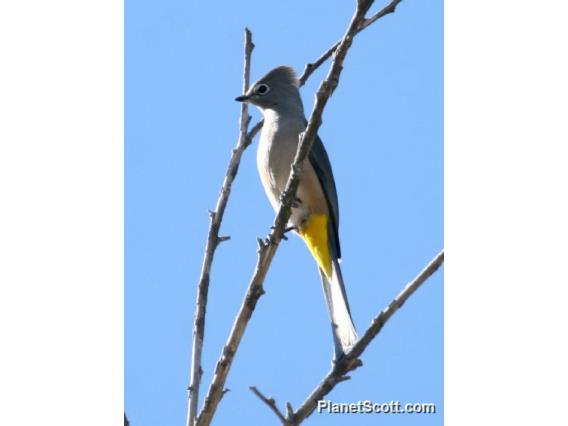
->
[256, 84, 270, 95]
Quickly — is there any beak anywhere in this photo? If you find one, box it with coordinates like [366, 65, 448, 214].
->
[235, 95, 250, 102]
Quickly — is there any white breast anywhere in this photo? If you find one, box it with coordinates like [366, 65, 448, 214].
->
[256, 110, 305, 215]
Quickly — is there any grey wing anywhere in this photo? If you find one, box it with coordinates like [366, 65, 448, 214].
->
[309, 134, 341, 260]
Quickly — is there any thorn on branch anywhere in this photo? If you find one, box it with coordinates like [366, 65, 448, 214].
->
[244, 27, 255, 50]
[285, 401, 295, 422]
[250, 386, 287, 423]
[342, 357, 363, 373]
[208, 209, 216, 219]
[217, 235, 231, 243]
[265, 234, 276, 246]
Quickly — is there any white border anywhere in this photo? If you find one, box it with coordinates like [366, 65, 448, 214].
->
[0, 1, 123, 425]
[1, 0, 568, 424]
[446, 0, 568, 424]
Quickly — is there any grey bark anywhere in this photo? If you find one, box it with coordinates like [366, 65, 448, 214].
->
[186, 28, 255, 426]
[195, 1, 406, 425]
[281, 250, 445, 425]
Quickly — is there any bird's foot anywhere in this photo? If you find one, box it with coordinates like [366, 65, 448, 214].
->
[269, 225, 297, 241]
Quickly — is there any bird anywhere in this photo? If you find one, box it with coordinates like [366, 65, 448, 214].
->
[235, 65, 357, 360]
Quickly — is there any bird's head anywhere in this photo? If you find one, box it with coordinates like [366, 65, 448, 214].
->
[235, 65, 302, 113]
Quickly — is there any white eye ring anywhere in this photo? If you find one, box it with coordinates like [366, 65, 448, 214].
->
[256, 84, 270, 95]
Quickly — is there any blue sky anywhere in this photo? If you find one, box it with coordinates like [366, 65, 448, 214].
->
[125, 0, 443, 425]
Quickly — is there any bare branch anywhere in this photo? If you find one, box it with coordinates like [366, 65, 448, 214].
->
[358, 0, 403, 32]
[186, 28, 254, 426]
[298, 43, 338, 87]
[195, 1, 399, 425]
[285, 402, 294, 419]
[285, 250, 445, 425]
[256, 250, 443, 425]
[244, 120, 263, 147]
[299, 0, 403, 86]
[249, 386, 287, 423]
[246, 0, 403, 140]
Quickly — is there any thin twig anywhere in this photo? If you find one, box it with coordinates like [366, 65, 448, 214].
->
[298, 0, 403, 86]
[244, 119, 262, 147]
[282, 250, 445, 425]
[256, 250, 444, 425]
[285, 402, 294, 420]
[249, 386, 287, 423]
[298, 43, 338, 87]
[195, 1, 391, 425]
[186, 28, 254, 426]
[246, 0, 403, 142]
[358, 0, 403, 32]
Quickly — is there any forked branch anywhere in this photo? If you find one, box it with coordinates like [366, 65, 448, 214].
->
[186, 28, 255, 426]
[276, 250, 445, 425]
[195, 1, 405, 425]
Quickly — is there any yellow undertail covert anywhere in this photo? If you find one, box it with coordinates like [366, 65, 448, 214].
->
[299, 213, 333, 279]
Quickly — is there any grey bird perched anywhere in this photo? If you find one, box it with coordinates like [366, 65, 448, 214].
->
[235, 66, 357, 359]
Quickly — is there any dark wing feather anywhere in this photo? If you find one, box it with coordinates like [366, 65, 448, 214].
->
[309, 134, 341, 259]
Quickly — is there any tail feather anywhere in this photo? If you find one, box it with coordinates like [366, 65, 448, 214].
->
[320, 259, 357, 359]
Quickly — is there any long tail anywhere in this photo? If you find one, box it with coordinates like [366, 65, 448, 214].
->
[298, 213, 357, 359]
[320, 259, 358, 359]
